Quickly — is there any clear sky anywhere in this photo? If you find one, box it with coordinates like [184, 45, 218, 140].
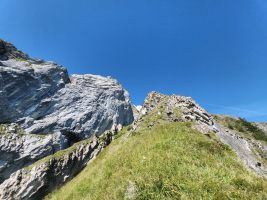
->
[0, 0, 267, 121]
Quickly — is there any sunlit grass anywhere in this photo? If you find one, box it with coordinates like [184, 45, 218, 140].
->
[46, 121, 267, 200]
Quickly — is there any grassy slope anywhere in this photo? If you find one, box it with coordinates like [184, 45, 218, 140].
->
[213, 115, 267, 142]
[46, 121, 267, 200]
[214, 115, 267, 168]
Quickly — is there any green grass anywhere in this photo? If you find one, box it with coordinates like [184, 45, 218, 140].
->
[0, 124, 7, 134]
[0, 124, 47, 139]
[26, 136, 95, 171]
[46, 121, 267, 200]
[0, 124, 25, 135]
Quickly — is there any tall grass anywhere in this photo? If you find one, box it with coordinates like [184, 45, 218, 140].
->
[46, 122, 267, 200]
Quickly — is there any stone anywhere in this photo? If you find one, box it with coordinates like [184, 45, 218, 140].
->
[0, 131, 113, 200]
[134, 92, 267, 178]
[0, 124, 68, 183]
[0, 39, 134, 183]
[0, 40, 133, 140]
[137, 91, 217, 133]
[214, 115, 267, 178]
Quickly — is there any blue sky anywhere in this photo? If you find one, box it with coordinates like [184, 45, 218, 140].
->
[1, 0, 267, 121]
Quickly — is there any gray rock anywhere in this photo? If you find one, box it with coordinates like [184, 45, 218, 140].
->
[0, 39, 134, 183]
[135, 92, 267, 178]
[0, 131, 113, 200]
[214, 121, 267, 178]
[0, 124, 68, 183]
[23, 74, 133, 138]
[0, 59, 70, 123]
[137, 91, 217, 133]
[255, 122, 267, 135]
[0, 58, 133, 138]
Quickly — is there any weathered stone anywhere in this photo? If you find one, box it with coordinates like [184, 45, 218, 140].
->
[137, 91, 217, 133]
[0, 126, 68, 183]
[214, 115, 267, 178]
[0, 39, 134, 184]
[0, 131, 113, 200]
[0, 59, 133, 138]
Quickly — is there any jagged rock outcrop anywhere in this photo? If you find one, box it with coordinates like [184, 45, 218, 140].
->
[0, 131, 113, 200]
[0, 124, 68, 183]
[136, 91, 217, 134]
[0, 39, 134, 183]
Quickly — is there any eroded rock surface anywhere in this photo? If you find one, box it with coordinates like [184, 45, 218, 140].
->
[0, 131, 113, 200]
[0, 42, 133, 137]
[0, 39, 134, 184]
[214, 115, 267, 178]
[136, 91, 217, 134]
[0, 124, 68, 183]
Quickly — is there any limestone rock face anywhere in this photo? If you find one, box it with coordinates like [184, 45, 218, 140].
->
[0, 59, 70, 123]
[19, 73, 134, 138]
[131, 105, 141, 120]
[0, 131, 113, 200]
[0, 124, 68, 183]
[0, 39, 133, 138]
[0, 39, 134, 183]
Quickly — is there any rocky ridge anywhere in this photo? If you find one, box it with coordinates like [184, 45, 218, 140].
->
[134, 92, 267, 178]
[135, 91, 217, 134]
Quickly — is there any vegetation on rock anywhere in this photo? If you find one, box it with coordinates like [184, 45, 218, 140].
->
[214, 115, 267, 142]
[46, 120, 267, 199]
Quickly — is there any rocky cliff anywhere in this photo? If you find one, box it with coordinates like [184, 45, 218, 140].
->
[0, 39, 134, 184]
[0, 39, 133, 137]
